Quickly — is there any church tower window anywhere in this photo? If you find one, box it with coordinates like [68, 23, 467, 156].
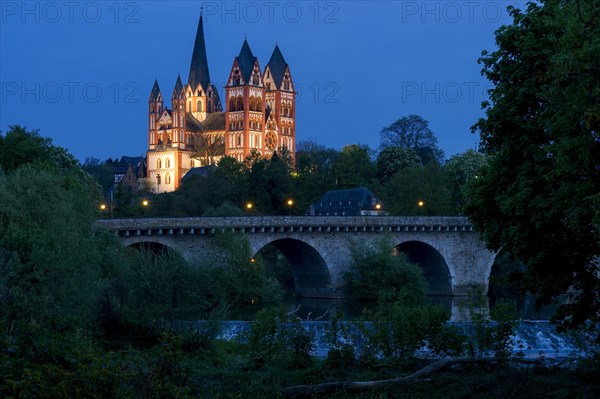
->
[197, 99, 202, 112]
[188, 101, 192, 112]
[157, 159, 162, 169]
[166, 158, 170, 168]
[166, 173, 171, 185]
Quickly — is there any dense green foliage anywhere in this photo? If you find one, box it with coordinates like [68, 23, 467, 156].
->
[466, 0, 600, 333]
[345, 237, 427, 305]
[1, 125, 598, 398]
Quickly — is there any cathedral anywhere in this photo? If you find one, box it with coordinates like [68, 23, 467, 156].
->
[147, 11, 296, 192]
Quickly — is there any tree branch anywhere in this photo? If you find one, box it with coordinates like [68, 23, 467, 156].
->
[281, 357, 541, 398]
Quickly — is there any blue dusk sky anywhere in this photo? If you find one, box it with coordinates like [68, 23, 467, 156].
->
[0, 1, 524, 162]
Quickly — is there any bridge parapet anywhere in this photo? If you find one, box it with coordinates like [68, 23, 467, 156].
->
[96, 216, 474, 237]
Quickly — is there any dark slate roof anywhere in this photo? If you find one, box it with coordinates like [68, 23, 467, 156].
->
[236, 39, 257, 83]
[114, 156, 145, 175]
[173, 75, 184, 97]
[267, 45, 288, 89]
[186, 114, 203, 131]
[186, 112, 226, 132]
[309, 187, 384, 216]
[120, 156, 145, 166]
[182, 165, 217, 182]
[149, 79, 161, 101]
[187, 13, 211, 91]
[202, 112, 226, 130]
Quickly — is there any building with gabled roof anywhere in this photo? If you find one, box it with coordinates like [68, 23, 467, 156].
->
[147, 9, 296, 192]
[308, 188, 387, 216]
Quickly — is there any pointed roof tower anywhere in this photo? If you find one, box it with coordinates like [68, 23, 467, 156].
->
[266, 45, 289, 89]
[173, 74, 184, 97]
[187, 11, 211, 91]
[149, 79, 162, 101]
[236, 39, 258, 82]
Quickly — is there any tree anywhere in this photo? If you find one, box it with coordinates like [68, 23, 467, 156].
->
[82, 157, 118, 194]
[380, 115, 444, 164]
[331, 144, 376, 189]
[344, 237, 427, 305]
[466, 0, 600, 332]
[294, 141, 338, 211]
[375, 146, 421, 184]
[0, 125, 80, 174]
[443, 150, 488, 211]
[383, 164, 455, 216]
[243, 152, 294, 214]
[191, 133, 225, 166]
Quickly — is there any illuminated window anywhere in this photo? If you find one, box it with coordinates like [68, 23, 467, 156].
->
[165, 173, 171, 185]
[166, 158, 170, 168]
[197, 100, 202, 112]
[157, 159, 162, 169]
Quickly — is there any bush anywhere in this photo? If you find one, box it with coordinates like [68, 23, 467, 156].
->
[362, 302, 454, 367]
[345, 236, 427, 305]
[244, 308, 314, 370]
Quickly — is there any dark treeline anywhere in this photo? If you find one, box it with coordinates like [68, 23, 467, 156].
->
[87, 114, 488, 218]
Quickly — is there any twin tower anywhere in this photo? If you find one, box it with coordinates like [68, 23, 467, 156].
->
[147, 12, 296, 192]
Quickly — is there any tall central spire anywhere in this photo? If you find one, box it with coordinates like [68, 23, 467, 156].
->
[188, 11, 211, 91]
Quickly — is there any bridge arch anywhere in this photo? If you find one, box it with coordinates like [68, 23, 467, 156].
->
[254, 238, 333, 298]
[122, 237, 188, 262]
[394, 240, 453, 296]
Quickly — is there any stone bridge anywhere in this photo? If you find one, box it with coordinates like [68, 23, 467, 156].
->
[96, 216, 496, 301]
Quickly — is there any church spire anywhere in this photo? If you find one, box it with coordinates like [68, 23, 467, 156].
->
[188, 11, 211, 91]
[149, 79, 161, 101]
[173, 74, 184, 97]
[236, 39, 257, 82]
[267, 45, 289, 89]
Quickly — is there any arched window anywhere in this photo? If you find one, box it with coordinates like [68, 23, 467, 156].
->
[166, 158, 170, 168]
[256, 99, 262, 112]
[229, 98, 236, 112]
[165, 173, 171, 185]
[249, 96, 256, 111]
[197, 99, 202, 112]
[236, 96, 243, 110]
[232, 69, 241, 85]
[157, 159, 162, 169]
[188, 101, 192, 112]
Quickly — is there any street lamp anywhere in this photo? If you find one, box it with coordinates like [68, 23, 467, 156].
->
[286, 199, 294, 207]
[142, 199, 149, 207]
[417, 200, 425, 207]
[245, 202, 253, 211]
[100, 204, 107, 211]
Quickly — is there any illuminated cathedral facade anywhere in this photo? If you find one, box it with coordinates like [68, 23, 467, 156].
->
[147, 12, 296, 192]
